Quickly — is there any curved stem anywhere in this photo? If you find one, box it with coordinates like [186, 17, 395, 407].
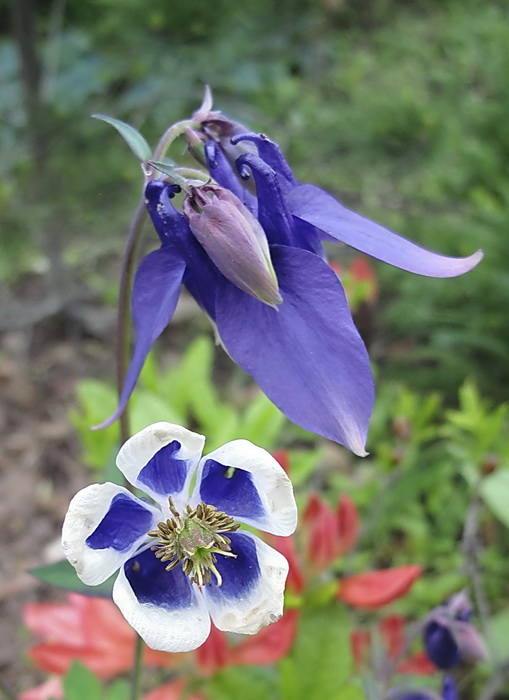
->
[152, 119, 199, 162]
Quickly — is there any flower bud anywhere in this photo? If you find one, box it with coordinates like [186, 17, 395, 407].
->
[423, 591, 488, 669]
[183, 185, 282, 307]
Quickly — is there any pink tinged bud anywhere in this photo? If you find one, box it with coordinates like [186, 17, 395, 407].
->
[184, 185, 282, 307]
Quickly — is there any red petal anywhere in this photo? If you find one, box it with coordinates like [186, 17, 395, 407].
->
[303, 494, 337, 569]
[229, 610, 299, 665]
[379, 615, 405, 657]
[398, 651, 436, 675]
[335, 494, 359, 557]
[337, 566, 422, 609]
[141, 679, 205, 700]
[20, 677, 63, 700]
[350, 629, 372, 669]
[24, 599, 85, 645]
[273, 449, 290, 474]
[195, 624, 229, 676]
[265, 534, 305, 593]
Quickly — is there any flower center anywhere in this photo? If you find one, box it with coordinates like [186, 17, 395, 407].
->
[148, 497, 240, 587]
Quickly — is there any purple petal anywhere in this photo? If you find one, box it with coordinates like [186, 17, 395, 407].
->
[194, 439, 297, 535]
[202, 532, 288, 635]
[145, 180, 222, 319]
[423, 620, 460, 669]
[287, 184, 483, 277]
[235, 153, 296, 247]
[205, 140, 257, 214]
[216, 245, 374, 455]
[231, 132, 297, 191]
[62, 483, 159, 586]
[198, 458, 265, 520]
[94, 247, 185, 429]
[116, 422, 205, 507]
[113, 547, 211, 652]
[86, 493, 153, 552]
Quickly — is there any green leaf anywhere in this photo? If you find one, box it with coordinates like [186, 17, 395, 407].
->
[30, 559, 115, 598]
[208, 666, 277, 700]
[104, 679, 130, 700]
[281, 604, 354, 700]
[480, 470, 509, 528]
[93, 114, 152, 161]
[64, 662, 103, 700]
[70, 379, 118, 471]
[149, 159, 179, 178]
[241, 392, 286, 450]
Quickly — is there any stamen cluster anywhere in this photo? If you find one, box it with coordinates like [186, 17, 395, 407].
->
[148, 497, 240, 587]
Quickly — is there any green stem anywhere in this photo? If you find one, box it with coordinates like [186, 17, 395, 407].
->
[130, 633, 145, 700]
[152, 119, 199, 163]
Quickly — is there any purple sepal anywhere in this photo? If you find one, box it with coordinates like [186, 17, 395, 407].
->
[286, 184, 483, 277]
[94, 246, 186, 429]
[216, 245, 374, 455]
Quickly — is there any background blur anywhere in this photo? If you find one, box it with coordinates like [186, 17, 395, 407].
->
[1, 0, 509, 695]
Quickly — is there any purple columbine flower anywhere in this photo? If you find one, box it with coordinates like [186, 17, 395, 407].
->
[101, 111, 482, 456]
[62, 422, 297, 652]
[423, 591, 488, 669]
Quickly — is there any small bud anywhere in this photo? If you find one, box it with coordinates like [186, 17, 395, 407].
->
[423, 591, 489, 669]
[183, 185, 282, 307]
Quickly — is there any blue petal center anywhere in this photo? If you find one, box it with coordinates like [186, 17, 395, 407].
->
[199, 459, 264, 520]
[205, 531, 260, 601]
[138, 440, 188, 495]
[86, 494, 152, 552]
[124, 547, 193, 609]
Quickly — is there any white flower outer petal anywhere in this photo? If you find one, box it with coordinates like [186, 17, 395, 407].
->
[195, 439, 297, 535]
[116, 422, 206, 506]
[61, 483, 158, 586]
[203, 533, 289, 636]
[112, 566, 211, 652]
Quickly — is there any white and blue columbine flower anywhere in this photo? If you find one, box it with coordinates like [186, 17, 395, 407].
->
[62, 422, 297, 652]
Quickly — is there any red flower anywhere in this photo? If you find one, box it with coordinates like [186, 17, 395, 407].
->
[24, 594, 185, 679]
[228, 609, 299, 665]
[302, 492, 359, 570]
[337, 565, 422, 609]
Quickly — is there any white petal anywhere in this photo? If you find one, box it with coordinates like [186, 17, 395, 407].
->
[194, 439, 297, 535]
[113, 551, 211, 652]
[203, 531, 289, 636]
[62, 483, 158, 586]
[116, 422, 206, 506]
